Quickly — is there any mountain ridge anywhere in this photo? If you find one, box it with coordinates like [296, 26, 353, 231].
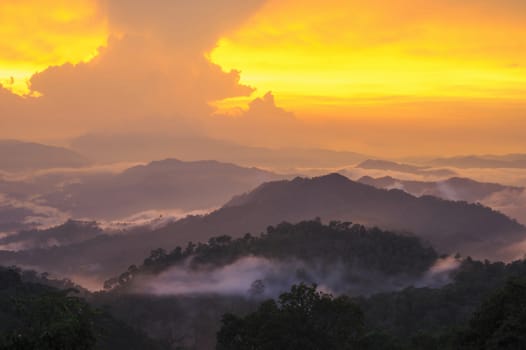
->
[1, 173, 523, 282]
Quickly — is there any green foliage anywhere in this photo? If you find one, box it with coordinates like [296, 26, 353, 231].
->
[0, 267, 164, 350]
[217, 284, 365, 350]
[215, 276, 526, 350]
[0, 266, 96, 350]
[458, 278, 526, 349]
[357, 258, 526, 340]
[105, 220, 438, 291]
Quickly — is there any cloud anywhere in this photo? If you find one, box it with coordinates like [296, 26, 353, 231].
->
[0, 0, 266, 140]
[105, 0, 266, 51]
[415, 256, 461, 288]
[0, 193, 69, 243]
[482, 189, 526, 226]
[98, 208, 216, 232]
[0, 0, 108, 95]
[131, 255, 458, 298]
[1, 34, 253, 139]
[208, 92, 302, 147]
[2, 0, 526, 157]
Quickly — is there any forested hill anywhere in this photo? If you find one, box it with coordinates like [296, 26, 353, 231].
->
[94, 224, 526, 350]
[0, 267, 163, 350]
[103, 220, 438, 293]
[1, 174, 522, 283]
[358, 175, 523, 203]
[218, 173, 524, 258]
[356, 257, 526, 344]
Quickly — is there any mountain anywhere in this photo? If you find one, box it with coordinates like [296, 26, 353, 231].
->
[93, 220, 439, 349]
[0, 140, 90, 172]
[428, 154, 526, 169]
[40, 158, 282, 220]
[95, 228, 526, 350]
[217, 174, 524, 255]
[358, 175, 524, 203]
[104, 220, 439, 295]
[356, 159, 455, 177]
[0, 220, 102, 251]
[0, 174, 523, 283]
[0, 204, 37, 235]
[70, 133, 369, 170]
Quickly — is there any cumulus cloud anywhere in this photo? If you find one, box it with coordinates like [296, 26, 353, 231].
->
[106, 0, 266, 50]
[1, 0, 267, 140]
[208, 92, 303, 148]
[1, 34, 253, 139]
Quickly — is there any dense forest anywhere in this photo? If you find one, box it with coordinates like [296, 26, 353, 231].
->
[103, 219, 439, 292]
[217, 279, 526, 349]
[3, 174, 523, 283]
[2, 221, 526, 349]
[0, 267, 163, 350]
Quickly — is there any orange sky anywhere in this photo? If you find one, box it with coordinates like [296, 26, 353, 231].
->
[209, 0, 526, 116]
[0, 0, 107, 95]
[1, 0, 525, 156]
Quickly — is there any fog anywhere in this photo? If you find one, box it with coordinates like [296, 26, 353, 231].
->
[340, 166, 526, 225]
[131, 256, 461, 299]
[98, 208, 216, 232]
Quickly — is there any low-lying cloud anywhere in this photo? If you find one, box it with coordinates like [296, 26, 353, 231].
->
[98, 208, 215, 232]
[130, 256, 461, 299]
[340, 166, 526, 226]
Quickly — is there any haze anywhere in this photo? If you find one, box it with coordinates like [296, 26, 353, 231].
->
[3, 2, 526, 349]
[1, 0, 526, 156]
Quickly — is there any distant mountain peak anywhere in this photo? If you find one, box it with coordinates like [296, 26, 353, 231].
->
[0, 139, 90, 172]
[313, 172, 350, 183]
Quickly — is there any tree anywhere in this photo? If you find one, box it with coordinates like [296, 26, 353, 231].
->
[0, 289, 97, 350]
[458, 278, 526, 349]
[217, 284, 365, 350]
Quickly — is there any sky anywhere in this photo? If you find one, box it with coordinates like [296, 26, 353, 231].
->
[1, 0, 525, 157]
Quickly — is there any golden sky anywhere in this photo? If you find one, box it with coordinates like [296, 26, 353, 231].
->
[210, 0, 526, 116]
[1, 0, 525, 156]
[0, 0, 107, 95]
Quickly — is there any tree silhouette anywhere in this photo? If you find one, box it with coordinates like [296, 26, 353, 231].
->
[217, 284, 365, 350]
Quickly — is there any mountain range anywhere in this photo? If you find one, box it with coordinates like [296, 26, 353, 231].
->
[358, 175, 524, 203]
[356, 159, 456, 177]
[0, 173, 522, 283]
[0, 140, 90, 172]
[0, 158, 283, 236]
[40, 158, 282, 220]
[427, 154, 526, 169]
[70, 133, 369, 170]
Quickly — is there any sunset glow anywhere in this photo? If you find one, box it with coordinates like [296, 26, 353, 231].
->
[1, 0, 526, 155]
[0, 0, 108, 95]
[210, 0, 526, 115]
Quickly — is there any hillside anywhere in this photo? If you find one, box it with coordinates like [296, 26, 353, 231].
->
[71, 133, 369, 170]
[40, 158, 282, 219]
[0, 220, 102, 250]
[217, 174, 524, 257]
[104, 220, 438, 295]
[0, 140, 90, 172]
[0, 267, 163, 349]
[358, 175, 523, 203]
[1, 174, 523, 285]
